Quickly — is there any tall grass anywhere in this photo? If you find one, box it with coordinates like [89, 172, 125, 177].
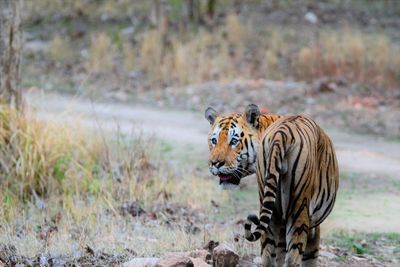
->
[0, 105, 230, 258]
[34, 7, 400, 91]
[0, 106, 84, 200]
[295, 29, 400, 88]
[0, 105, 219, 220]
[0, 106, 105, 218]
[87, 33, 115, 74]
[116, 14, 400, 89]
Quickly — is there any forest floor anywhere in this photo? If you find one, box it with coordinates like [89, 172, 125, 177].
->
[13, 90, 399, 266]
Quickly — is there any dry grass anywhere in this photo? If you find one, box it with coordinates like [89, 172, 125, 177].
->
[295, 29, 400, 88]
[0, 104, 219, 213]
[122, 41, 136, 72]
[24, 3, 400, 92]
[86, 33, 115, 74]
[130, 14, 400, 89]
[0, 105, 233, 258]
[0, 106, 94, 207]
[48, 35, 75, 64]
[139, 30, 164, 77]
[136, 14, 256, 86]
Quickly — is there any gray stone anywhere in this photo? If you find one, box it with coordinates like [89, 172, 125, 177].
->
[304, 12, 318, 24]
[319, 251, 337, 260]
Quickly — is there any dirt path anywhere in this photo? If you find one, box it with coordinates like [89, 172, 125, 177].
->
[26, 91, 400, 178]
[25, 91, 400, 233]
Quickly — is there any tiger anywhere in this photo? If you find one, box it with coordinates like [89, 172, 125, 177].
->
[205, 104, 339, 267]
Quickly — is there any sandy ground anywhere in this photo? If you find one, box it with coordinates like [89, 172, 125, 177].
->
[25, 91, 400, 233]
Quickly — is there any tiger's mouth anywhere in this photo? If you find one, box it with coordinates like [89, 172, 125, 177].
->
[218, 173, 240, 185]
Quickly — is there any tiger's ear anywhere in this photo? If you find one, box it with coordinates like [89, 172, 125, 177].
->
[245, 104, 260, 128]
[205, 107, 218, 125]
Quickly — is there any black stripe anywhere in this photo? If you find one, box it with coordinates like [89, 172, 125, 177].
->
[265, 182, 277, 192]
[244, 138, 249, 150]
[277, 242, 286, 248]
[287, 128, 303, 219]
[264, 191, 276, 198]
[289, 242, 304, 254]
[247, 214, 260, 225]
[263, 201, 275, 211]
[262, 238, 276, 247]
[259, 215, 270, 225]
[293, 224, 309, 236]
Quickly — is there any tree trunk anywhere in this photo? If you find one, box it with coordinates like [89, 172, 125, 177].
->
[206, 0, 216, 20]
[0, 0, 22, 109]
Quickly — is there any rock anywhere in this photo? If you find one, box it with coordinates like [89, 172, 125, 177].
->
[253, 256, 262, 265]
[188, 249, 211, 262]
[156, 254, 193, 267]
[123, 257, 159, 267]
[351, 255, 367, 261]
[212, 244, 239, 267]
[304, 12, 318, 24]
[39, 255, 48, 265]
[319, 251, 337, 260]
[203, 240, 219, 252]
[190, 258, 211, 267]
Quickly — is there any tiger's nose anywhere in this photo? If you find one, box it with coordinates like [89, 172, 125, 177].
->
[211, 160, 225, 168]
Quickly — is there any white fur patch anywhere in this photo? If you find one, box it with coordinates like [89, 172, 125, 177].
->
[219, 182, 239, 190]
[211, 125, 222, 145]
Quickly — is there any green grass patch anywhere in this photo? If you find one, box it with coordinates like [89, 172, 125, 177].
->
[324, 231, 400, 262]
[339, 171, 400, 194]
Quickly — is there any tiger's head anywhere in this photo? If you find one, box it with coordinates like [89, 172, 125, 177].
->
[205, 104, 264, 189]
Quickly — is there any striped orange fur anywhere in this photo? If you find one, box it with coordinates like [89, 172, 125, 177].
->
[205, 104, 339, 267]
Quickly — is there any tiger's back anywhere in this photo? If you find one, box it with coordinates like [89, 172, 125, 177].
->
[259, 115, 338, 227]
[250, 115, 339, 267]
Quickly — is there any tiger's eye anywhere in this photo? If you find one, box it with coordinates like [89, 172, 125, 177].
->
[211, 138, 217, 145]
[230, 138, 239, 146]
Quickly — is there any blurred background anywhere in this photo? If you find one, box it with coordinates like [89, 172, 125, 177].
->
[0, 1, 399, 266]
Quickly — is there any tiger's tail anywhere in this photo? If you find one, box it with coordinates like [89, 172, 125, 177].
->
[245, 133, 287, 242]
